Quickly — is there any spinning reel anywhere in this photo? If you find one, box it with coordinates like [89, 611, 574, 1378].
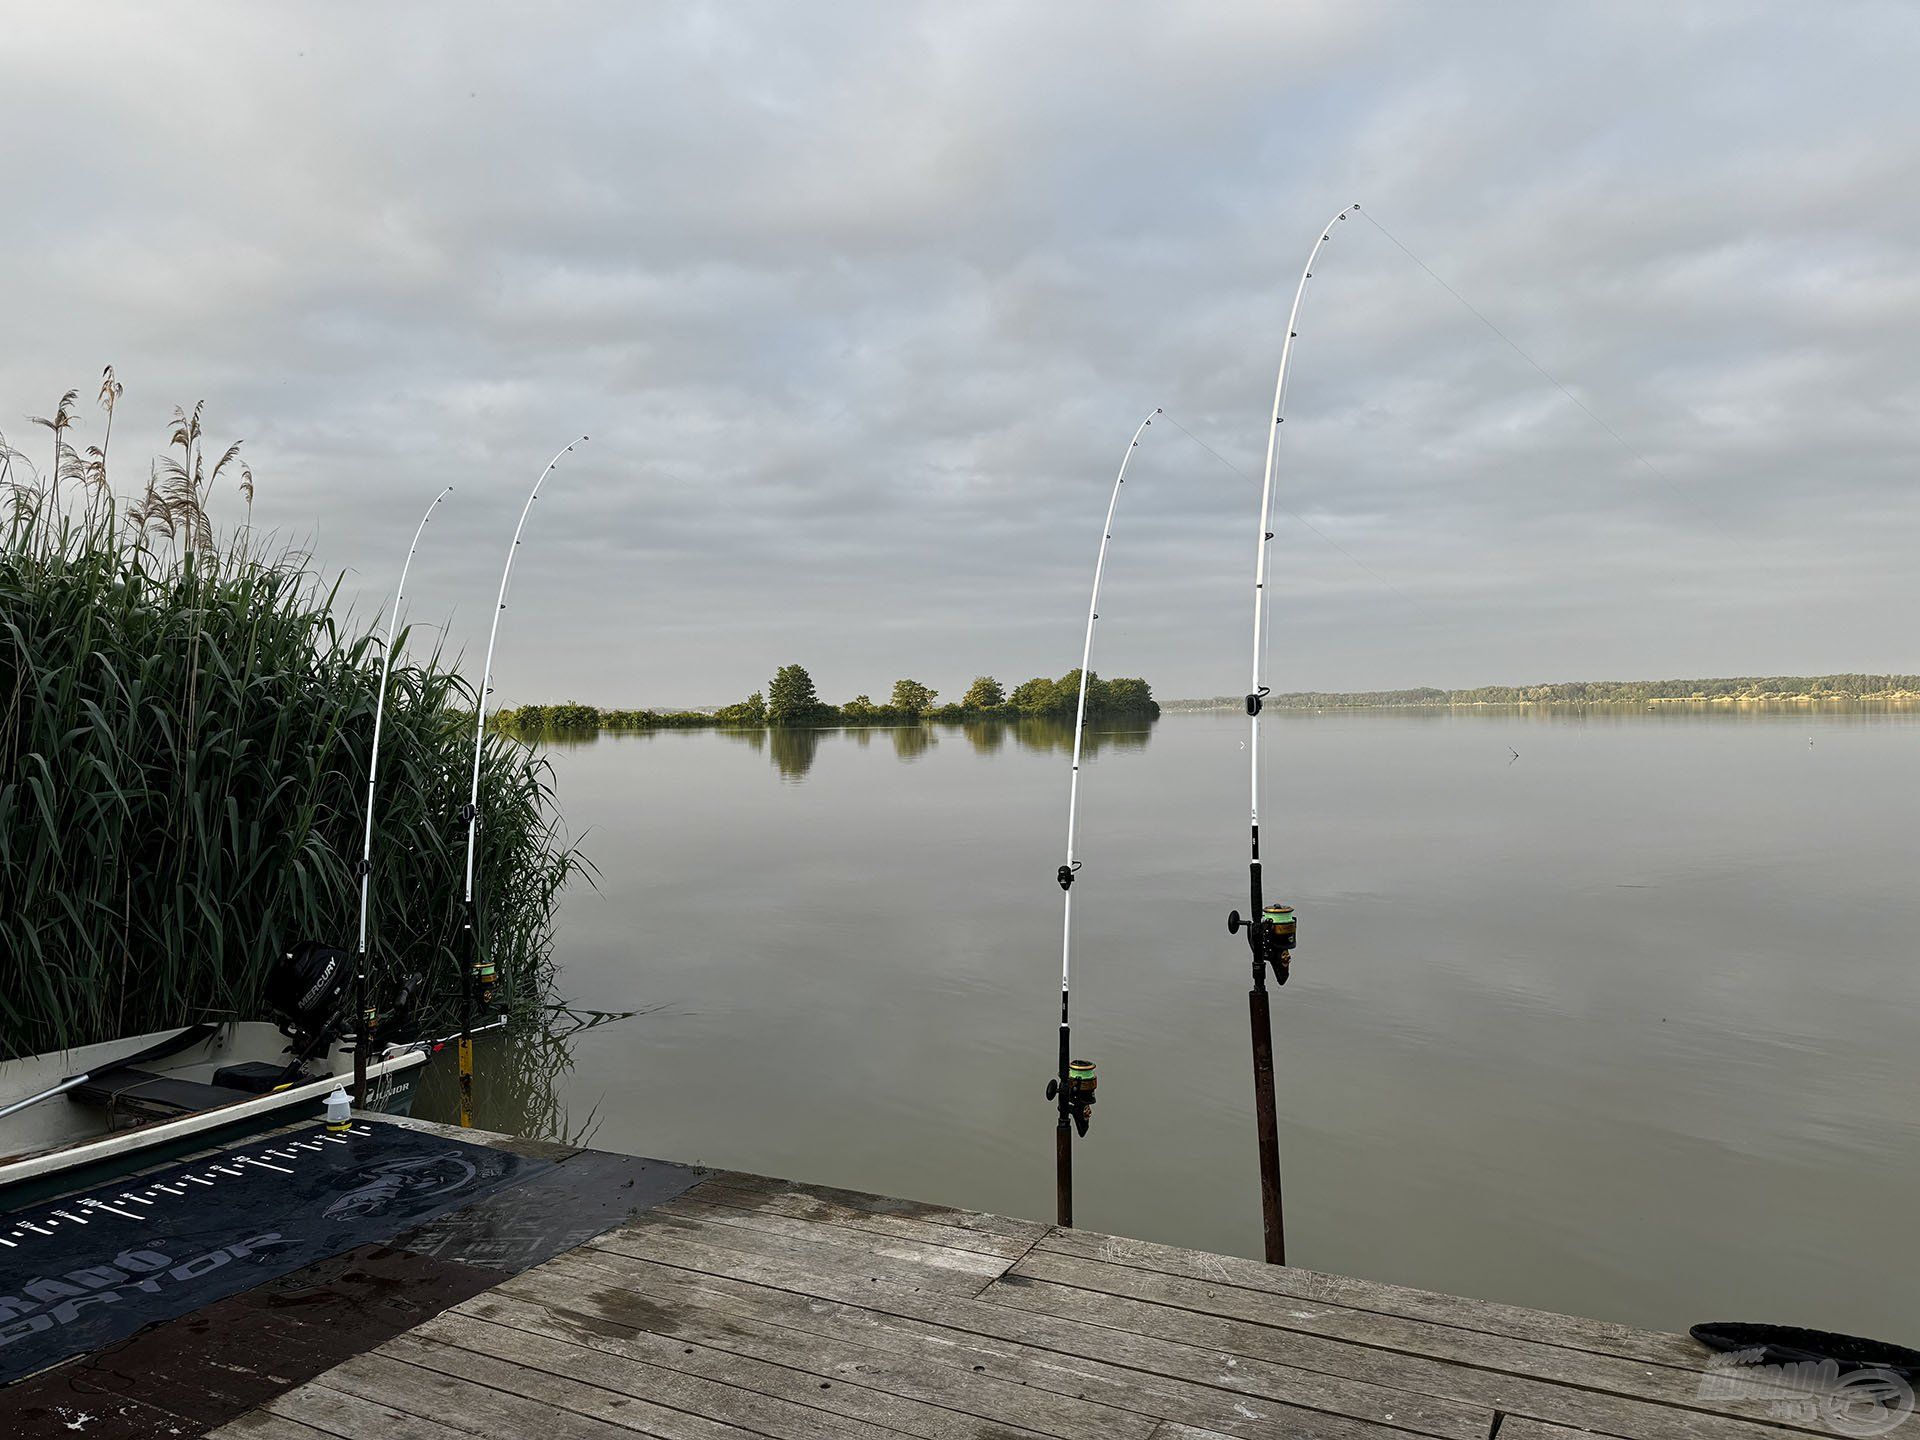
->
[1227, 902, 1298, 986]
[1045, 1059, 1099, 1138]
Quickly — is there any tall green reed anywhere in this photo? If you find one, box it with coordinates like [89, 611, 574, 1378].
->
[0, 380, 576, 1060]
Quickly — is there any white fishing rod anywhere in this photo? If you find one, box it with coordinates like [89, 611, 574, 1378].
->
[458, 435, 587, 1126]
[1047, 406, 1160, 1228]
[1227, 202, 1358, 1266]
[352, 483, 453, 1104]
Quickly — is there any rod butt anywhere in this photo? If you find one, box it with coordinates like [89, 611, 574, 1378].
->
[1055, 1120, 1073, 1228]
[1249, 985, 1285, 1265]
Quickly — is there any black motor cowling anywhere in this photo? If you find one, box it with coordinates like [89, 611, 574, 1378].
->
[266, 940, 352, 1053]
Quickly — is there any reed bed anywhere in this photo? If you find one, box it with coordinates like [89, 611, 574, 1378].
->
[0, 380, 576, 1060]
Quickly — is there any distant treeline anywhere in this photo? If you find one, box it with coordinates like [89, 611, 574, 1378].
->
[496, 664, 1158, 735]
[1165, 674, 1920, 711]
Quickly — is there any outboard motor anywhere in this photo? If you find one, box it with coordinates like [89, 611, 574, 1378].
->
[266, 940, 353, 1066]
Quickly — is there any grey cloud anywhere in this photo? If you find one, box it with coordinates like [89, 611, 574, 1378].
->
[2, 1, 1916, 708]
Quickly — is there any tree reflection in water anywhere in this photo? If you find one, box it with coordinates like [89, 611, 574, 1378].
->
[891, 725, 934, 762]
[713, 718, 1151, 779]
[1009, 716, 1152, 758]
[511, 718, 1153, 787]
[769, 726, 823, 779]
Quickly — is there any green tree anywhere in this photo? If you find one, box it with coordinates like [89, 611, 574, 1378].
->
[961, 675, 1005, 709]
[1008, 676, 1061, 714]
[889, 678, 937, 715]
[548, 702, 599, 731]
[841, 693, 878, 722]
[767, 663, 825, 726]
[1099, 676, 1157, 716]
[714, 690, 766, 726]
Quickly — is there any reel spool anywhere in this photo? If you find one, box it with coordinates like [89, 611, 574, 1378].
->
[471, 955, 499, 1009]
[1046, 1058, 1099, 1137]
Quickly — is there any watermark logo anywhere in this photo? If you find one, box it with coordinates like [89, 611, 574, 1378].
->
[1699, 1348, 1915, 1437]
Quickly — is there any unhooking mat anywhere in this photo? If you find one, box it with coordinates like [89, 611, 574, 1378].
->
[0, 1119, 546, 1383]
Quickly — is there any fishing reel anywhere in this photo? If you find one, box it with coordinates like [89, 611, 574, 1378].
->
[1227, 903, 1298, 986]
[469, 953, 501, 1011]
[372, 971, 428, 1045]
[1045, 1059, 1099, 1138]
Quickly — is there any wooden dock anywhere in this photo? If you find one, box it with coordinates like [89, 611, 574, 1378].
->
[195, 1138, 1818, 1440]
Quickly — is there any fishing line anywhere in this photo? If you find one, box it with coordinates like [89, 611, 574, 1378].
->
[1157, 410, 1425, 613]
[1355, 209, 1679, 485]
[354, 483, 453, 1103]
[1047, 406, 1161, 1228]
[460, 435, 588, 1126]
[1354, 209, 1771, 576]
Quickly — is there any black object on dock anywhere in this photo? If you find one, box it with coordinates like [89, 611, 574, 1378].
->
[1691, 1320, 1920, 1380]
[0, 1118, 702, 1438]
[0, 1119, 545, 1385]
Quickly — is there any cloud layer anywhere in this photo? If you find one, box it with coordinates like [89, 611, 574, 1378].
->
[4, 2, 1916, 704]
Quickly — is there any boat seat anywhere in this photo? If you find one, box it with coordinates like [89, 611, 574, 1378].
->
[70, 1067, 259, 1123]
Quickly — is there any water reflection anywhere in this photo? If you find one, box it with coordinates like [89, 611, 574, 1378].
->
[501, 725, 607, 749]
[770, 727, 822, 779]
[962, 721, 1005, 755]
[891, 725, 935, 763]
[738, 718, 1151, 778]
[1009, 717, 1152, 757]
[524, 717, 1157, 780]
[719, 727, 766, 755]
[414, 1003, 638, 1146]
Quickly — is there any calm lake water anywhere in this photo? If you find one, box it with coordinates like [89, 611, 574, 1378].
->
[418, 706, 1920, 1340]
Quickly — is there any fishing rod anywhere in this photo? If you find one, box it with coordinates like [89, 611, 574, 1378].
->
[1047, 406, 1160, 1228]
[381, 1003, 637, 1066]
[459, 436, 587, 1126]
[1228, 202, 1358, 1265]
[353, 483, 453, 1105]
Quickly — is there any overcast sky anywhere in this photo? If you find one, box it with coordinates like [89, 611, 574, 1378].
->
[3, 3, 1916, 705]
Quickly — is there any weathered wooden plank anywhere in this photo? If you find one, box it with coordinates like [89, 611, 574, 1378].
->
[1009, 1249, 1710, 1406]
[1038, 1226, 1705, 1372]
[455, 1283, 1091, 1440]
[208, 1412, 343, 1440]
[187, 1155, 1807, 1440]
[599, 1208, 1003, 1296]
[985, 1272, 1801, 1440]
[1493, 1420, 1615, 1439]
[317, 1348, 644, 1439]
[687, 1175, 1039, 1260]
[650, 1193, 1016, 1279]
[394, 1319, 903, 1440]
[549, 1237, 1494, 1440]
[702, 1171, 1048, 1243]
[262, 1382, 475, 1440]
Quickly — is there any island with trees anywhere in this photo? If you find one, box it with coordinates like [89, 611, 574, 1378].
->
[495, 665, 1159, 736]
